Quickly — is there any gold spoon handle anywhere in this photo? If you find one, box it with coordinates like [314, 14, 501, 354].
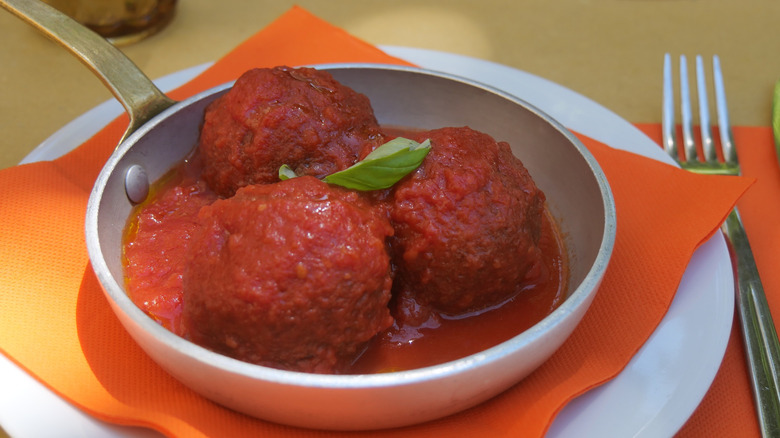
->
[0, 0, 176, 143]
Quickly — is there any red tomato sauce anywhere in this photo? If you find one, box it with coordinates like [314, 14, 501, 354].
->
[123, 157, 217, 334]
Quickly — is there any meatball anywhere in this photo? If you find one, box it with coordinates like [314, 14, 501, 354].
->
[182, 176, 394, 374]
[388, 127, 546, 316]
[198, 66, 385, 197]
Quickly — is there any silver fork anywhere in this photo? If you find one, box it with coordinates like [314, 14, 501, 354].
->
[663, 54, 780, 436]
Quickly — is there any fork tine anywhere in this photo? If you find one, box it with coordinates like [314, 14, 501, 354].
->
[713, 55, 738, 164]
[679, 55, 698, 162]
[696, 56, 717, 163]
[662, 53, 678, 159]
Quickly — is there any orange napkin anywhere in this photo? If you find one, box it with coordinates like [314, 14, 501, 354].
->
[0, 7, 755, 437]
[634, 124, 780, 438]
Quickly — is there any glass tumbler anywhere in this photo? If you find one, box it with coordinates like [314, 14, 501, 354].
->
[42, 0, 177, 45]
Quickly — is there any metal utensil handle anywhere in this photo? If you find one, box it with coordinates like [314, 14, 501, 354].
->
[723, 208, 780, 437]
[0, 0, 176, 143]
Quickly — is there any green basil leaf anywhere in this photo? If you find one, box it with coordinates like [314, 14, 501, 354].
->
[323, 137, 431, 191]
[278, 164, 298, 181]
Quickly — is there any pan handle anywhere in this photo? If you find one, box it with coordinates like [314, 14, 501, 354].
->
[1, 0, 177, 144]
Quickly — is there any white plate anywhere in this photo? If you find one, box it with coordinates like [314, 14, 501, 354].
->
[0, 46, 733, 437]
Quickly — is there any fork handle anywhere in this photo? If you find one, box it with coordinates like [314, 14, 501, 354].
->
[723, 208, 780, 437]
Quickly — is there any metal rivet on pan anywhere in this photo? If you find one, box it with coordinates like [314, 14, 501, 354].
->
[125, 164, 149, 204]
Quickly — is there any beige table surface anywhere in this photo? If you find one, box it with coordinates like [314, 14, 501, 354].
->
[3, 0, 780, 170]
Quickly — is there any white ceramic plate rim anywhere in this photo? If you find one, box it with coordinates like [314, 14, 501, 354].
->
[0, 46, 733, 438]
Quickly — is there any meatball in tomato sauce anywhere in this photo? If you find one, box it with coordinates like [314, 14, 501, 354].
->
[198, 66, 386, 197]
[182, 176, 394, 374]
[388, 127, 546, 316]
